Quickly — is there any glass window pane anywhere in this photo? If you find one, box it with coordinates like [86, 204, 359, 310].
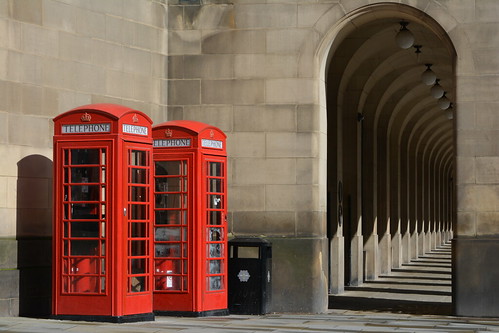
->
[70, 240, 99, 256]
[71, 185, 100, 201]
[70, 222, 99, 238]
[70, 258, 100, 274]
[209, 195, 223, 209]
[155, 161, 181, 176]
[131, 168, 147, 184]
[208, 211, 222, 225]
[71, 167, 100, 183]
[208, 244, 222, 258]
[130, 276, 146, 293]
[131, 186, 147, 202]
[155, 259, 181, 274]
[208, 227, 223, 241]
[71, 149, 100, 165]
[131, 222, 147, 238]
[155, 194, 181, 208]
[155, 276, 181, 291]
[208, 162, 222, 177]
[155, 227, 181, 241]
[71, 204, 100, 219]
[155, 177, 182, 192]
[209, 178, 222, 193]
[131, 204, 147, 220]
[131, 240, 147, 256]
[208, 276, 222, 291]
[155, 210, 181, 225]
[208, 260, 221, 274]
[131, 259, 146, 274]
[71, 276, 99, 293]
[155, 244, 180, 257]
[131, 150, 147, 166]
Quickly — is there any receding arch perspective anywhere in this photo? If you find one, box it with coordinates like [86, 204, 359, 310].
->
[323, 5, 456, 299]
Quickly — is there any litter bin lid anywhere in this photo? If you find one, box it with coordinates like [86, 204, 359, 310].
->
[229, 237, 271, 246]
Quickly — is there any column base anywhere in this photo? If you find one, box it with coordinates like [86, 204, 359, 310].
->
[392, 232, 402, 269]
[364, 234, 378, 281]
[330, 236, 344, 294]
[379, 234, 391, 275]
[349, 235, 363, 286]
[454, 237, 499, 317]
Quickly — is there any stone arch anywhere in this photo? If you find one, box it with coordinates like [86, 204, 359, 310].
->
[314, 1, 459, 297]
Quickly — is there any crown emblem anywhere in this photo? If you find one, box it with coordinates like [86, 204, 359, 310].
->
[81, 112, 91, 122]
[209, 130, 215, 138]
[165, 129, 173, 137]
[132, 114, 139, 123]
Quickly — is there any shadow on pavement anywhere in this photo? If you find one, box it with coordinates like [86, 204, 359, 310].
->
[328, 295, 452, 316]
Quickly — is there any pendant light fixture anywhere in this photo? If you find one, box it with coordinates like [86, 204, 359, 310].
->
[421, 64, 436, 85]
[431, 79, 444, 99]
[438, 92, 451, 110]
[446, 103, 454, 120]
[395, 20, 415, 49]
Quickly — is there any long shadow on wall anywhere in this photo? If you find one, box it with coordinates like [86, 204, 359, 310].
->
[16, 155, 53, 318]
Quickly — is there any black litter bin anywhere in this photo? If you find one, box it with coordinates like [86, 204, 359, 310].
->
[228, 238, 272, 315]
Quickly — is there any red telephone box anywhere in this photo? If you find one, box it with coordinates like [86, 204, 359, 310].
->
[152, 120, 228, 316]
[52, 104, 154, 322]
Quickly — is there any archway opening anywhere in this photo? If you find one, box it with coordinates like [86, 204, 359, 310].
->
[325, 6, 456, 314]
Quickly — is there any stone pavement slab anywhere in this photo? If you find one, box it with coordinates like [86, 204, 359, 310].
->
[2, 311, 499, 333]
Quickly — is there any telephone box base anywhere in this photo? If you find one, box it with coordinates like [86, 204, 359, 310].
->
[51, 313, 155, 323]
[154, 309, 229, 317]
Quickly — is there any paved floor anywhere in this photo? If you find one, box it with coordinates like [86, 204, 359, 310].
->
[329, 241, 452, 316]
[3, 310, 499, 333]
[3, 242, 499, 332]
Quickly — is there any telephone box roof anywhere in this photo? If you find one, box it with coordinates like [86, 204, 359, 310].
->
[53, 103, 153, 123]
[153, 120, 226, 137]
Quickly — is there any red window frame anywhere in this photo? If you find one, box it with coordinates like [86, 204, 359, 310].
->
[204, 157, 227, 294]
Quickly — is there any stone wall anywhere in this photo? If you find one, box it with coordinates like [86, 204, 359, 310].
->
[1, 0, 499, 317]
[0, 0, 167, 316]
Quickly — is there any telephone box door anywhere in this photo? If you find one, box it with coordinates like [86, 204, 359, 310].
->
[202, 155, 228, 311]
[153, 154, 194, 311]
[54, 142, 112, 315]
[123, 143, 154, 315]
